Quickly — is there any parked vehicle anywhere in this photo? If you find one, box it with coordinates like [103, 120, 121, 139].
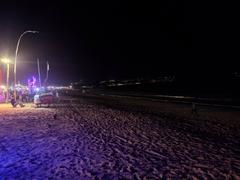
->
[34, 92, 55, 107]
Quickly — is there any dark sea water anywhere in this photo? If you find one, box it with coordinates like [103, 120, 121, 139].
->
[98, 81, 240, 106]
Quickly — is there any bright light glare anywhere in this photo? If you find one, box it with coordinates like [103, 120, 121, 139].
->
[1, 58, 11, 64]
[0, 85, 6, 91]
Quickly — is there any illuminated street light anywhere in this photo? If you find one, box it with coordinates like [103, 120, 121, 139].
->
[14, 30, 39, 101]
[1, 58, 11, 64]
[1, 58, 12, 102]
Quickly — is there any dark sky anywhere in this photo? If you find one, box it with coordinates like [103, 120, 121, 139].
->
[0, 1, 238, 85]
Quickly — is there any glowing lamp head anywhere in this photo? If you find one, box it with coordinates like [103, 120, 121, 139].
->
[1, 58, 11, 64]
[0, 85, 6, 90]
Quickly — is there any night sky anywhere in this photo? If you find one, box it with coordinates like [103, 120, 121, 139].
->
[0, 1, 238, 85]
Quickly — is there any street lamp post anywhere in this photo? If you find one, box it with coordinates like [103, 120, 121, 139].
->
[1, 58, 11, 103]
[6, 63, 9, 102]
[14, 30, 39, 101]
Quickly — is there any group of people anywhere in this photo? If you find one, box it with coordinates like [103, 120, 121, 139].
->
[9, 92, 25, 108]
[1, 88, 59, 108]
[5, 88, 38, 107]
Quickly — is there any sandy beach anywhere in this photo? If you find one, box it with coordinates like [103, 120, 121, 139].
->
[0, 97, 240, 179]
